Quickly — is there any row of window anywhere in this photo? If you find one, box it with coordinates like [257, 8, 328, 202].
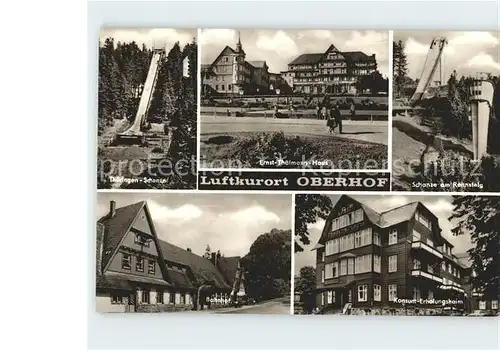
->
[321, 284, 397, 305]
[324, 228, 388, 257]
[122, 253, 156, 275]
[331, 209, 364, 231]
[325, 228, 379, 256]
[441, 243, 452, 256]
[321, 254, 397, 281]
[112, 290, 192, 305]
[479, 301, 498, 310]
[441, 261, 461, 278]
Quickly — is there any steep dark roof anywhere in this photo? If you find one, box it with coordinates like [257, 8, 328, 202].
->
[340, 195, 418, 228]
[217, 256, 240, 286]
[289, 53, 324, 65]
[97, 201, 232, 290]
[97, 201, 145, 270]
[96, 271, 172, 291]
[342, 51, 374, 62]
[248, 60, 267, 68]
[167, 268, 195, 289]
[158, 240, 231, 290]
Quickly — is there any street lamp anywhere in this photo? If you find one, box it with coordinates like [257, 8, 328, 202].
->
[239, 89, 244, 113]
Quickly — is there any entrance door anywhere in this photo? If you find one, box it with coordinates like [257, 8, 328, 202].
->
[127, 292, 136, 312]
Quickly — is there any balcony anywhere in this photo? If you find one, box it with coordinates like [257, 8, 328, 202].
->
[411, 269, 443, 284]
[439, 283, 465, 294]
[324, 274, 355, 288]
[411, 241, 443, 259]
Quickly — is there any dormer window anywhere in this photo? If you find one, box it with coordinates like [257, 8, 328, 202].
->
[134, 233, 150, 247]
[416, 212, 431, 229]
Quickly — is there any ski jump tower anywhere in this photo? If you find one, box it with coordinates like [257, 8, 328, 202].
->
[409, 37, 447, 106]
[469, 74, 495, 160]
[117, 46, 166, 143]
[407, 37, 496, 161]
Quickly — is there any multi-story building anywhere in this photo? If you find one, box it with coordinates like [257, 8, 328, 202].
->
[313, 195, 495, 315]
[96, 200, 246, 313]
[201, 34, 290, 96]
[288, 44, 377, 95]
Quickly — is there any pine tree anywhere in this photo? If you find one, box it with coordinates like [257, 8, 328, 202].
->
[449, 196, 500, 301]
[393, 40, 408, 98]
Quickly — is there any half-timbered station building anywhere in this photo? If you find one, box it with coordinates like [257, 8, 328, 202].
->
[313, 195, 481, 316]
[96, 200, 246, 313]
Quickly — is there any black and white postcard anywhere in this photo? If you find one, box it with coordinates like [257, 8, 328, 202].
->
[97, 28, 198, 189]
[392, 31, 500, 192]
[294, 194, 499, 316]
[200, 29, 389, 170]
[96, 192, 292, 314]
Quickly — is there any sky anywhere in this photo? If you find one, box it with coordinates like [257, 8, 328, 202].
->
[294, 194, 473, 275]
[201, 29, 389, 77]
[394, 31, 500, 80]
[97, 193, 291, 258]
[99, 28, 197, 49]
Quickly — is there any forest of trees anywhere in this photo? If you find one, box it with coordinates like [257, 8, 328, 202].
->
[98, 38, 151, 135]
[98, 37, 198, 189]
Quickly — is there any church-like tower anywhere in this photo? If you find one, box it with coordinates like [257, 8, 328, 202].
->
[232, 31, 246, 93]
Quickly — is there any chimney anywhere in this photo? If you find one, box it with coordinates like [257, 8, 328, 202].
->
[96, 222, 106, 276]
[211, 252, 216, 266]
[109, 200, 116, 218]
[216, 250, 221, 261]
[187, 248, 192, 252]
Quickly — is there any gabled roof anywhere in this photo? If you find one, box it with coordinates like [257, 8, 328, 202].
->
[208, 45, 237, 67]
[158, 240, 231, 290]
[98, 201, 232, 291]
[217, 256, 241, 286]
[289, 53, 324, 65]
[332, 195, 418, 228]
[248, 60, 267, 68]
[378, 202, 419, 227]
[97, 201, 145, 270]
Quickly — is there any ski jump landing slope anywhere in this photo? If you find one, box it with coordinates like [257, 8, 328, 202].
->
[121, 50, 163, 136]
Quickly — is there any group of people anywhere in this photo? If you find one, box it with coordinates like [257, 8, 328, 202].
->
[315, 101, 357, 134]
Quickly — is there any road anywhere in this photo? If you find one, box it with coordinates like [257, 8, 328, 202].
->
[216, 299, 290, 315]
[201, 115, 389, 145]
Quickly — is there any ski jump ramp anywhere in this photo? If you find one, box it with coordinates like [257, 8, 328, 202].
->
[409, 37, 447, 106]
[118, 49, 164, 142]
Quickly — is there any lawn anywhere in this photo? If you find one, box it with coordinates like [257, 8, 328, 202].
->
[200, 132, 388, 170]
